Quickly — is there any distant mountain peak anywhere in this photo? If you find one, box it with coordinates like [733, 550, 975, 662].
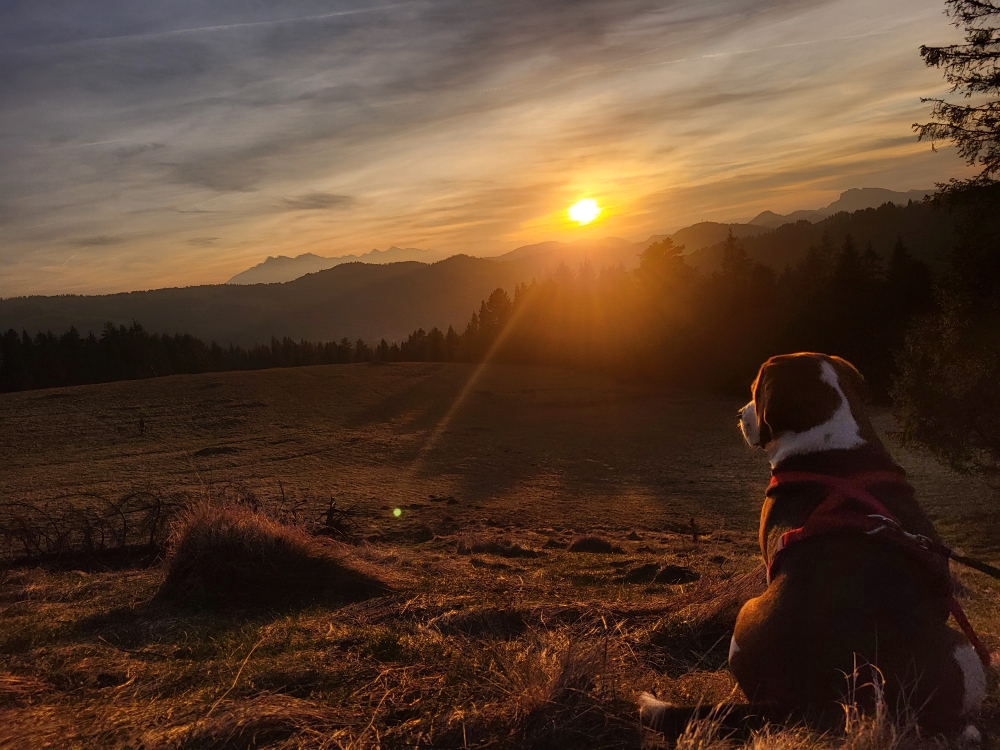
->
[750, 187, 934, 229]
[226, 246, 434, 285]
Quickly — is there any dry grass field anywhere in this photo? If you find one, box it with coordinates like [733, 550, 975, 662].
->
[1, 362, 998, 749]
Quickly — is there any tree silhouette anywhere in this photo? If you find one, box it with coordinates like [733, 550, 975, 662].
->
[636, 237, 693, 291]
[894, 0, 1000, 475]
[914, 0, 1000, 189]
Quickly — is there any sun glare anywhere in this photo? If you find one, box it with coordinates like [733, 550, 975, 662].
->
[568, 199, 601, 225]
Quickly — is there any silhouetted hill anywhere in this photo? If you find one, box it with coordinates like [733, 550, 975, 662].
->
[0, 256, 537, 346]
[226, 246, 435, 284]
[827, 188, 933, 213]
[491, 237, 640, 269]
[689, 200, 956, 274]
[669, 222, 770, 251]
[750, 209, 829, 227]
[750, 187, 934, 228]
[0, 202, 957, 348]
[492, 223, 768, 272]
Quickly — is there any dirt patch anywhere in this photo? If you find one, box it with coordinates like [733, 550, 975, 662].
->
[192, 446, 239, 457]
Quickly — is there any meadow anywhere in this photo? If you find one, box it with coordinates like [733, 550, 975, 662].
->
[1, 362, 998, 748]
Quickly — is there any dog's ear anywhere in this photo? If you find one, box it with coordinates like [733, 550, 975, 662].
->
[828, 355, 879, 441]
[749, 365, 771, 447]
[829, 356, 869, 404]
[753, 354, 840, 440]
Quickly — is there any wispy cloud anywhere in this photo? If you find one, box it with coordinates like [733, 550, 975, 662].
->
[3, 4, 408, 53]
[282, 193, 355, 210]
[72, 235, 125, 246]
[0, 0, 969, 296]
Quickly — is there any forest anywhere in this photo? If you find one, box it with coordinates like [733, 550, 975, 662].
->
[0, 227, 934, 399]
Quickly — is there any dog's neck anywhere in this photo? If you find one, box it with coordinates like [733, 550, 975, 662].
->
[770, 444, 900, 476]
[766, 362, 866, 468]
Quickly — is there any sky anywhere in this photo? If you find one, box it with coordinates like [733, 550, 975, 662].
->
[0, 0, 972, 297]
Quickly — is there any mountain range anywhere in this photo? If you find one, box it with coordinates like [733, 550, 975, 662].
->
[0, 187, 950, 347]
[748, 187, 932, 228]
[222, 187, 933, 286]
[226, 246, 435, 285]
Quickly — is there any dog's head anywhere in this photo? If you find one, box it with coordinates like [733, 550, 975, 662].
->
[739, 352, 877, 465]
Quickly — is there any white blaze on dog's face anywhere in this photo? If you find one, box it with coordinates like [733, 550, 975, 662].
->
[739, 400, 760, 447]
[740, 353, 876, 467]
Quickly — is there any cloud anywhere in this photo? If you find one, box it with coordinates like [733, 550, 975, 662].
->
[281, 193, 354, 210]
[115, 142, 165, 159]
[0, 0, 965, 296]
[170, 157, 264, 192]
[72, 235, 125, 246]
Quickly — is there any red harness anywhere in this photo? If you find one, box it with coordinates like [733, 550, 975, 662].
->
[767, 470, 990, 668]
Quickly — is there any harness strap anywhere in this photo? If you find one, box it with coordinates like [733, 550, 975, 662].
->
[766, 469, 991, 669]
[949, 596, 992, 667]
[766, 471, 910, 583]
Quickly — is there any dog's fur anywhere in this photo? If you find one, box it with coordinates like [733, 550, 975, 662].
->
[640, 352, 986, 738]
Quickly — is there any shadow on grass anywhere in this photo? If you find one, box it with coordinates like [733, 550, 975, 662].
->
[5, 544, 164, 573]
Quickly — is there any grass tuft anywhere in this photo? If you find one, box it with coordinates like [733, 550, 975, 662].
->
[568, 536, 624, 554]
[156, 502, 391, 610]
[654, 564, 700, 585]
[141, 694, 358, 750]
[645, 567, 765, 675]
[0, 671, 51, 708]
[436, 630, 641, 749]
[457, 536, 543, 558]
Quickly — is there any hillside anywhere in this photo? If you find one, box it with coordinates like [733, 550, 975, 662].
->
[749, 187, 934, 228]
[490, 223, 769, 272]
[216, 187, 929, 289]
[0, 222, 785, 348]
[688, 200, 956, 274]
[226, 246, 435, 285]
[0, 201, 958, 349]
[0, 256, 538, 347]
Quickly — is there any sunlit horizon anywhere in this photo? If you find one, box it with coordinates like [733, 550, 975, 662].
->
[0, 0, 973, 297]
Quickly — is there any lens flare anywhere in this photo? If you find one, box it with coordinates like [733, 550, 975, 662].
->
[569, 199, 600, 225]
[393, 508, 402, 517]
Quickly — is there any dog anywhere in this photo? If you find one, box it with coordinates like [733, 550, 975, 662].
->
[640, 352, 987, 740]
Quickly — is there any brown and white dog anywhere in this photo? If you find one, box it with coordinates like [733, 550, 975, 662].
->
[641, 352, 987, 739]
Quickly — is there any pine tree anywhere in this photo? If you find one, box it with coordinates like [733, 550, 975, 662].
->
[914, 0, 1000, 189]
[893, 0, 1000, 473]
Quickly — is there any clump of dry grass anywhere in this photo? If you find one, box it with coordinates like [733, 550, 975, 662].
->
[644, 567, 765, 675]
[436, 629, 642, 749]
[427, 606, 531, 639]
[457, 535, 543, 558]
[665, 667, 935, 750]
[672, 702, 740, 750]
[141, 694, 360, 750]
[568, 536, 623, 554]
[0, 672, 50, 708]
[156, 502, 391, 610]
[654, 564, 700, 585]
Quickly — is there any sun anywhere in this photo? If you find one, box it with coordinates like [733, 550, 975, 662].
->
[568, 199, 601, 225]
